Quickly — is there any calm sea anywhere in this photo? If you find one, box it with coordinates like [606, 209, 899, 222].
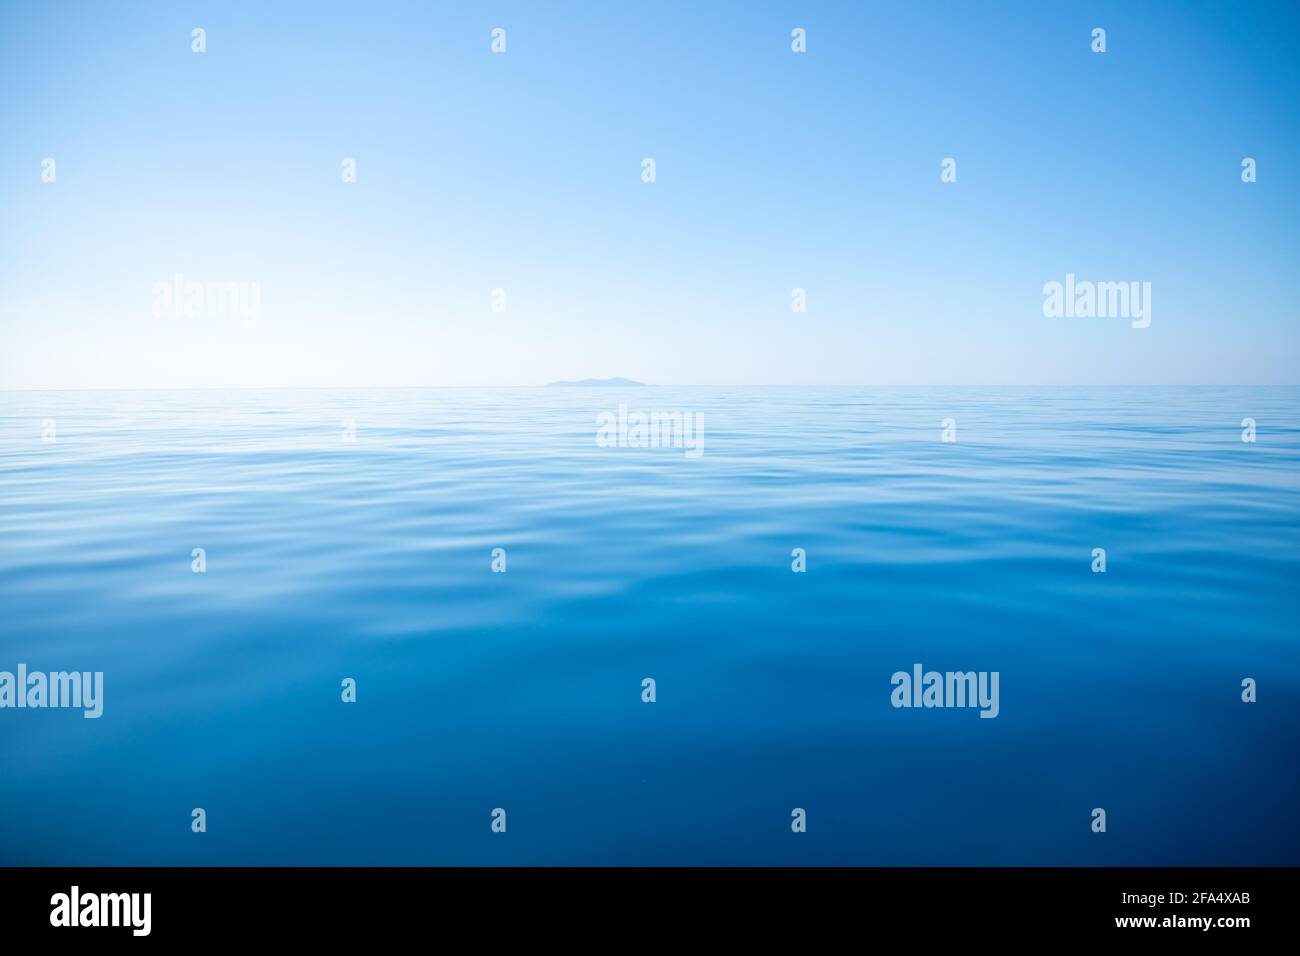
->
[1, 386, 1296, 864]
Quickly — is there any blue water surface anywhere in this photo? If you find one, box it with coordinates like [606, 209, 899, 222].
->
[0, 386, 1296, 865]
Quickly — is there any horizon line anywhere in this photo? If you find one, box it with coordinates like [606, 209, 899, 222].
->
[3, 383, 1299, 393]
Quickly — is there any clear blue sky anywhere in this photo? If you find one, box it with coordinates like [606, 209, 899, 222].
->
[2, 0, 1297, 388]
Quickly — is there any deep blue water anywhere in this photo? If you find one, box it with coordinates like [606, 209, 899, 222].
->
[1, 386, 1297, 865]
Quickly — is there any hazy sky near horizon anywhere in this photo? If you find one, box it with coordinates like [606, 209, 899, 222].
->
[2, 0, 1298, 389]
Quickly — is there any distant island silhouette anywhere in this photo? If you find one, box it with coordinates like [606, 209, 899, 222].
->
[545, 377, 648, 387]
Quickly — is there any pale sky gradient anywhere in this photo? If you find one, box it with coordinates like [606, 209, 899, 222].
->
[2, 0, 1298, 388]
